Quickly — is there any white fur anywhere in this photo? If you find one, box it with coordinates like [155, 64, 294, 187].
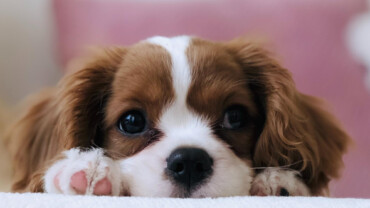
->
[117, 36, 253, 197]
[44, 148, 122, 196]
[147, 35, 192, 106]
[251, 168, 310, 196]
[120, 119, 253, 197]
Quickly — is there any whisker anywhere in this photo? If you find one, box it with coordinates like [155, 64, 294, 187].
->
[251, 160, 306, 171]
[104, 149, 129, 158]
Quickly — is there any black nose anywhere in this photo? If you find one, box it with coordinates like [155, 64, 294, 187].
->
[166, 148, 213, 189]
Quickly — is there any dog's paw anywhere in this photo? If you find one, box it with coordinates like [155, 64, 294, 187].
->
[44, 148, 122, 195]
[250, 168, 310, 196]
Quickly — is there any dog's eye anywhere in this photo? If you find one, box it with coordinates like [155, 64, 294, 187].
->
[117, 110, 146, 134]
[222, 105, 247, 130]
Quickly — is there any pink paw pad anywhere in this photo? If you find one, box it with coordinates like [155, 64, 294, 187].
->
[70, 171, 112, 195]
[93, 177, 112, 195]
[70, 170, 88, 194]
[54, 170, 113, 195]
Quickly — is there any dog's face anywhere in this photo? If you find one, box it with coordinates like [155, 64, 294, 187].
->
[9, 36, 350, 196]
[103, 36, 261, 197]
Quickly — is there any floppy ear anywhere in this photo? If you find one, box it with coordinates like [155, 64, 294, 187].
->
[226, 39, 351, 195]
[5, 47, 126, 192]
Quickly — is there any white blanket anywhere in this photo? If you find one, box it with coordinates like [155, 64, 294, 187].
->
[0, 193, 369, 208]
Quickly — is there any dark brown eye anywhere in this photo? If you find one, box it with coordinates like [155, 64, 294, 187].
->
[222, 105, 247, 130]
[117, 110, 147, 135]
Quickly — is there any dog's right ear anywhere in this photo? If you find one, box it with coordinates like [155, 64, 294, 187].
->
[226, 38, 351, 195]
[5, 47, 126, 192]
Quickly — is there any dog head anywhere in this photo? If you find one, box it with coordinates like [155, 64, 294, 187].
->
[10, 36, 351, 196]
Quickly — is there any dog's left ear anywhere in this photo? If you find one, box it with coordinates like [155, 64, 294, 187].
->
[56, 47, 127, 148]
[5, 47, 126, 192]
[225, 38, 352, 195]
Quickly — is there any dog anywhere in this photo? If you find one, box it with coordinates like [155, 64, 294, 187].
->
[6, 36, 351, 197]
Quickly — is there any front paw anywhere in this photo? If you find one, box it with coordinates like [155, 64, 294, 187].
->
[44, 148, 122, 195]
[250, 168, 310, 196]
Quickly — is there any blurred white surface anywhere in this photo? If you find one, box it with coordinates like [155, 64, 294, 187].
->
[1, 194, 370, 208]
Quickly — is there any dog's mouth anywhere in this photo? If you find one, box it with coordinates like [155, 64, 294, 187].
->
[120, 183, 208, 198]
[170, 186, 194, 198]
[118, 137, 254, 198]
[170, 186, 211, 198]
[169, 178, 212, 198]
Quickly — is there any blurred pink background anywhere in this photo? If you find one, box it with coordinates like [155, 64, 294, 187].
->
[40, 0, 370, 198]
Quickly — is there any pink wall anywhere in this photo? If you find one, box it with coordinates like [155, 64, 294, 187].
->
[54, 0, 370, 198]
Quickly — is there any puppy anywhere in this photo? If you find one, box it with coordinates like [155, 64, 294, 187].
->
[6, 36, 350, 197]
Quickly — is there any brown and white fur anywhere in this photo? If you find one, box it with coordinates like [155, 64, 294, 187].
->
[5, 36, 350, 197]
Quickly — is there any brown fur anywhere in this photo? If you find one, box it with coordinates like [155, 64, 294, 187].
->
[187, 38, 262, 159]
[104, 43, 174, 159]
[5, 47, 127, 192]
[226, 38, 351, 195]
[5, 37, 350, 196]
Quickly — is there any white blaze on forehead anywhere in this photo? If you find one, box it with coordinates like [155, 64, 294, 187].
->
[147, 36, 201, 131]
[147, 35, 191, 102]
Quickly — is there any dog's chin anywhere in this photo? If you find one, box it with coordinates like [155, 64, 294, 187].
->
[172, 191, 209, 198]
[122, 164, 253, 198]
[169, 185, 250, 198]
[125, 178, 251, 198]
[169, 181, 210, 198]
[170, 187, 196, 198]
[162, 177, 251, 198]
